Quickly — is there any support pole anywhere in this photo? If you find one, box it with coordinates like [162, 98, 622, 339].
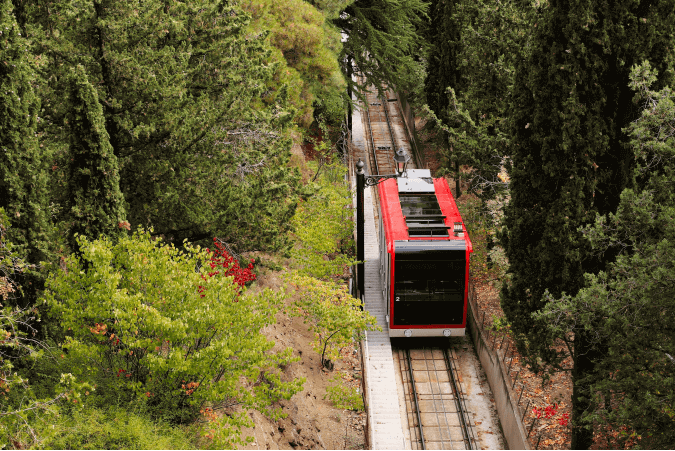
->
[356, 159, 366, 301]
[347, 55, 353, 134]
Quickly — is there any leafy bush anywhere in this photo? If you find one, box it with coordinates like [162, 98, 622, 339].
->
[33, 405, 196, 450]
[325, 374, 364, 411]
[207, 238, 257, 287]
[291, 161, 354, 280]
[1, 208, 93, 449]
[285, 272, 378, 369]
[44, 230, 302, 446]
[457, 195, 506, 283]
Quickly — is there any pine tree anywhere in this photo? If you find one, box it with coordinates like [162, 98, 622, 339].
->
[331, 0, 428, 99]
[64, 65, 126, 250]
[502, 1, 675, 447]
[0, 0, 50, 263]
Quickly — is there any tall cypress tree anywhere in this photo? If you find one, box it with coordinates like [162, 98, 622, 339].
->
[502, 0, 675, 448]
[423, 0, 464, 194]
[536, 61, 675, 448]
[65, 65, 126, 249]
[424, 0, 462, 124]
[0, 0, 50, 263]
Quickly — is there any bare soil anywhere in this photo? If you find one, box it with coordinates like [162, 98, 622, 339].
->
[239, 270, 367, 450]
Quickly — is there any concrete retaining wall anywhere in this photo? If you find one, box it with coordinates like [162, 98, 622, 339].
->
[467, 286, 531, 450]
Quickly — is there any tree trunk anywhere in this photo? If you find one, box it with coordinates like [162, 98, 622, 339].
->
[571, 331, 595, 449]
[455, 160, 461, 198]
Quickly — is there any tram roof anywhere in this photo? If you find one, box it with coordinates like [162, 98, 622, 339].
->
[378, 174, 473, 254]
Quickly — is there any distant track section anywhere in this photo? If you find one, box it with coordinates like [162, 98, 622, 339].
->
[362, 86, 415, 175]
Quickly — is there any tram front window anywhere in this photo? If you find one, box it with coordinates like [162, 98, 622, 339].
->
[393, 251, 465, 326]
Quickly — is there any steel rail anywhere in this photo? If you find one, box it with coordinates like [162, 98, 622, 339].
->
[443, 347, 477, 450]
[404, 348, 426, 450]
[362, 85, 399, 176]
[364, 92, 380, 176]
[381, 92, 398, 158]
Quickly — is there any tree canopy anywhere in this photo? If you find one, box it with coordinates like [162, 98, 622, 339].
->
[244, 0, 346, 127]
[536, 61, 675, 448]
[501, 0, 675, 447]
[422, 0, 531, 195]
[26, 0, 303, 252]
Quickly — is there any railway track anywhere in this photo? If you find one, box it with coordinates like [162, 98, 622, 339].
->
[355, 80, 504, 450]
[397, 342, 478, 450]
[360, 84, 477, 449]
[362, 87, 412, 175]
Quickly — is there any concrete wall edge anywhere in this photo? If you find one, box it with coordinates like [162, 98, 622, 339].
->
[467, 287, 531, 450]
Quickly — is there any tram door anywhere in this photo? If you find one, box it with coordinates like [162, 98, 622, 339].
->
[379, 214, 392, 322]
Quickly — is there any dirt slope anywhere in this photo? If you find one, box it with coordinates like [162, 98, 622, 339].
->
[239, 271, 366, 450]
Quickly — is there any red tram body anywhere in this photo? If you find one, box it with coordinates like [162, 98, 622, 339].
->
[378, 169, 472, 337]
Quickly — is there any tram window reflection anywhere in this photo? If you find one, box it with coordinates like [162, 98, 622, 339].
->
[394, 259, 465, 303]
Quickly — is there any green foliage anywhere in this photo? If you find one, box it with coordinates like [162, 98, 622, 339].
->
[28, 0, 302, 253]
[423, 0, 461, 123]
[28, 405, 196, 450]
[331, 0, 429, 100]
[64, 65, 126, 250]
[1, 209, 91, 449]
[325, 374, 363, 411]
[501, 2, 675, 447]
[285, 272, 378, 369]
[535, 62, 675, 449]
[0, 207, 43, 445]
[488, 315, 510, 333]
[291, 161, 354, 280]
[0, 0, 51, 264]
[44, 229, 302, 444]
[243, 0, 346, 128]
[456, 196, 501, 282]
[422, 0, 533, 197]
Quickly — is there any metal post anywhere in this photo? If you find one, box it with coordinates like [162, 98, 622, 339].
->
[347, 55, 353, 134]
[356, 159, 366, 301]
[512, 370, 520, 389]
[528, 415, 539, 437]
[522, 400, 530, 421]
[535, 434, 542, 449]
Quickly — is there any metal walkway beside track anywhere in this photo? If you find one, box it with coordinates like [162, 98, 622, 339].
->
[362, 183, 407, 449]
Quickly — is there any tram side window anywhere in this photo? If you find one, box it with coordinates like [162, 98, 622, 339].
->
[394, 258, 465, 303]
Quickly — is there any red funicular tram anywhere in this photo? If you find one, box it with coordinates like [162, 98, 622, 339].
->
[378, 169, 472, 337]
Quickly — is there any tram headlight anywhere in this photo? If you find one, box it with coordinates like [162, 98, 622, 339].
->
[404, 329, 413, 337]
[443, 329, 452, 337]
